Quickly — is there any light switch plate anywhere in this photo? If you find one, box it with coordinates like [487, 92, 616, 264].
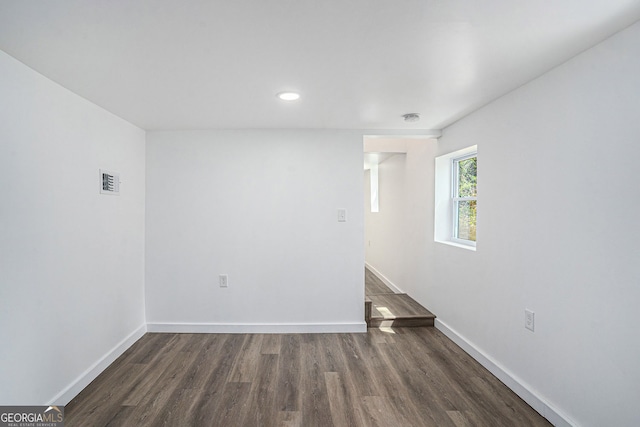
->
[219, 274, 228, 288]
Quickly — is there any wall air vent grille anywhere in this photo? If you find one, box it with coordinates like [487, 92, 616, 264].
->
[100, 169, 120, 195]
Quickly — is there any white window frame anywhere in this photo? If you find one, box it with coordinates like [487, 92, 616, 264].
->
[434, 145, 477, 251]
[451, 153, 477, 247]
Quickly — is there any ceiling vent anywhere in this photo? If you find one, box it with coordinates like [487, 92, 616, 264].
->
[100, 169, 120, 195]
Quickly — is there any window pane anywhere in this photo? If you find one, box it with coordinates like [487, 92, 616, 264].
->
[456, 200, 477, 241]
[457, 157, 477, 198]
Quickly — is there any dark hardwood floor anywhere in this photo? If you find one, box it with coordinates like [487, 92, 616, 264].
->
[368, 294, 435, 327]
[365, 267, 394, 296]
[365, 267, 436, 328]
[65, 329, 550, 427]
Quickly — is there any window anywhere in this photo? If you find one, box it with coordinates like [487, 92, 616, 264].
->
[452, 154, 477, 244]
[434, 145, 477, 250]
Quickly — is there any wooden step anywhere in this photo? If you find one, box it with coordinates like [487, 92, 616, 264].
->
[365, 297, 372, 325]
[367, 293, 436, 328]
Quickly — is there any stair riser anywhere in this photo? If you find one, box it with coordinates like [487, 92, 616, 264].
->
[369, 318, 434, 328]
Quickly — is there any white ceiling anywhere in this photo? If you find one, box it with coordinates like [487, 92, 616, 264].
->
[1, 1, 639, 131]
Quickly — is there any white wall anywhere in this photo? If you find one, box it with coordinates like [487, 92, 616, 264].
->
[364, 153, 407, 290]
[385, 22, 640, 427]
[145, 130, 365, 332]
[0, 51, 146, 405]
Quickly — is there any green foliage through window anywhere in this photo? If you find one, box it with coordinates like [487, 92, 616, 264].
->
[454, 155, 477, 242]
[457, 157, 477, 198]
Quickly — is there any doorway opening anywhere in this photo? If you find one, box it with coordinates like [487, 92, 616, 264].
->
[362, 135, 437, 330]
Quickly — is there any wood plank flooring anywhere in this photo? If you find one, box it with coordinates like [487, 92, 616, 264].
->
[365, 267, 436, 328]
[365, 268, 394, 296]
[368, 294, 436, 327]
[65, 329, 551, 427]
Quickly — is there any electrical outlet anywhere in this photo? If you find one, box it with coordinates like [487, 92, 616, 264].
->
[525, 309, 535, 332]
[219, 274, 228, 288]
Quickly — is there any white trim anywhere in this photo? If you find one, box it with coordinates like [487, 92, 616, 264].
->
[436, 239, 477, 251]
[146, 322, 367, 334]
[363, 130, 442, 139]
[49, 323, 147, 406]
[435, 319, 577, 427]
[364, 262, 403, 293]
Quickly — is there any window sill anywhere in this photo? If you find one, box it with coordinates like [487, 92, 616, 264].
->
[435, 240, 476, 251]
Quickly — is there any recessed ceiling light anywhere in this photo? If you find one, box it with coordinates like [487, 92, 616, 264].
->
[277, 92, 300, 101]
[402, 113, 420, 122]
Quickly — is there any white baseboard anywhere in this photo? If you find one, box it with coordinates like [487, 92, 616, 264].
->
[50, 323, 147, 406]
[146, 322, 367, 334]
[364, 262, 403, 293]
[434, 319, 576, 427]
